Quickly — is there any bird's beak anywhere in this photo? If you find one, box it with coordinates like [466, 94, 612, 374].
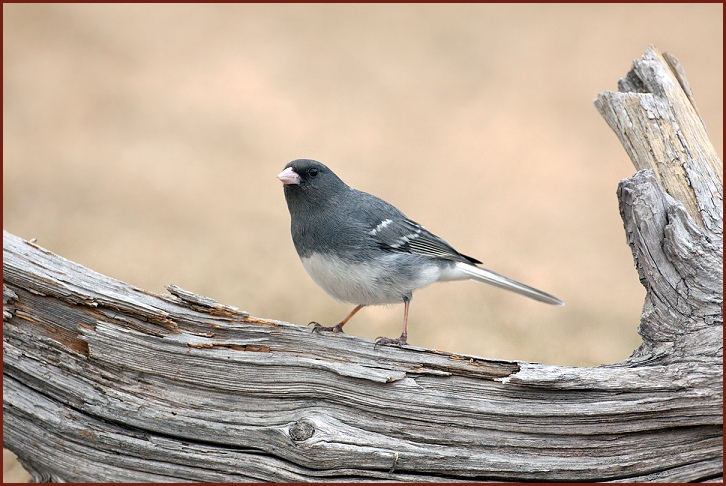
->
[277, 167, 301, 185]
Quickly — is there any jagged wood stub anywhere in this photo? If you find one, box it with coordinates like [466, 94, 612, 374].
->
[595, 45, 723, 234]
[3, 46, 723, 482]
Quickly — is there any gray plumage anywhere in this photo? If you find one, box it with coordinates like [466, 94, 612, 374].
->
[278, 159, 563, 346]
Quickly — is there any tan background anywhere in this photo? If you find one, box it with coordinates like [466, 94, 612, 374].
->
[3, 4, 722, 481]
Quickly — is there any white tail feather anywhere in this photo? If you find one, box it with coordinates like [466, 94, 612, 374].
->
[453, 262, 564, 306]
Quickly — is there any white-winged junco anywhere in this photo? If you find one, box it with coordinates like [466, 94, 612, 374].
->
[278, 159, 563, 347]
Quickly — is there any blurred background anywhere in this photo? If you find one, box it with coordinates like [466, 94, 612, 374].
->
[3, 4, 723, 481]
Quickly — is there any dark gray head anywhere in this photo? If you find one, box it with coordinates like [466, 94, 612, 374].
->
[277, 159, 348, 206]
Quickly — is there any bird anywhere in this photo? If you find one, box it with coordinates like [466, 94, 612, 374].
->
[277, 159, 563, 347]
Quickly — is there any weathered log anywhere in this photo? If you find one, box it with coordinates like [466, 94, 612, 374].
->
[595, 46, 723, 364]
[3, 46, 722, 482]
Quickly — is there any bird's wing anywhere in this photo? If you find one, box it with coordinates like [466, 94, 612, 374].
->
[368, 217, 482, 264]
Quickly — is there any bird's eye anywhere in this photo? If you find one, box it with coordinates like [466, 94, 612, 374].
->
[308, 168, 319, 177]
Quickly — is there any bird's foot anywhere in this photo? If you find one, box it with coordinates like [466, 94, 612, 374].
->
[374, 335, 408, 349]
[309, 321, 345, 334]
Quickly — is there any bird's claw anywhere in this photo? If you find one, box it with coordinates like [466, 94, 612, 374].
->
[374, 335, 408, 349]
[309, 321, 345, 334]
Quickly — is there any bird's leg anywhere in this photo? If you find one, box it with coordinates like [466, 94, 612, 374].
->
[310, 304, 364, 334]
[375, 298, 410, 348]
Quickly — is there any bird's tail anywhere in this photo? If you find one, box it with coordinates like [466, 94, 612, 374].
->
[454, 262, 564, 306]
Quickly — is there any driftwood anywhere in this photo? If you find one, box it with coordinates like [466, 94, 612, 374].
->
[3, 46, 722, 482]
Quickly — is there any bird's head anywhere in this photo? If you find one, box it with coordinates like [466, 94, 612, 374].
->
[277, 159, 347, 204]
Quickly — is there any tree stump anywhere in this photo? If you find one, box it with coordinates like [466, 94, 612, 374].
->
[3, 46, 722, 482]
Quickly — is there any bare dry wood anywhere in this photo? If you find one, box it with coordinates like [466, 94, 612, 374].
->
[595, 46, 723, 364]
[595, 46, 722, 233]
[3, 46, 722, 482]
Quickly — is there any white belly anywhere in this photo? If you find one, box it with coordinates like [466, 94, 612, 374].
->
[300, 252, 443, 305]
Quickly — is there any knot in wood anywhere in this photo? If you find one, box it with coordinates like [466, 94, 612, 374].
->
[289, 419, 315, 442]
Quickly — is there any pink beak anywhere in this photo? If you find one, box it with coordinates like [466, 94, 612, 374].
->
[277, 167, 300, 185]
